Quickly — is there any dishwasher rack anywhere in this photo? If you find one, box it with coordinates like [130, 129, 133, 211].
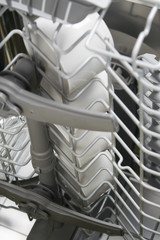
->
[0, 1, 160, 240]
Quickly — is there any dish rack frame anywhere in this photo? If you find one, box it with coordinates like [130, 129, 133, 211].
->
[0, 1, 160, 240]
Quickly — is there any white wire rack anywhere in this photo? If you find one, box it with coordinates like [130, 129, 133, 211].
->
[0, 0, 110, 24]
[0, 116, 34, 181]
[0, 0, 160, 239]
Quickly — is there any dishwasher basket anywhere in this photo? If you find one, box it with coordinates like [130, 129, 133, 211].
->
[0, 0, 160, 239]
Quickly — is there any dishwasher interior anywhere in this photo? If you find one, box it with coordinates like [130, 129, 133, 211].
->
[0, 1, 160, 239]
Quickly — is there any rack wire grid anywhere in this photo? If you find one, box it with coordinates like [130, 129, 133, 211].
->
[0, 0, 160, 239]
